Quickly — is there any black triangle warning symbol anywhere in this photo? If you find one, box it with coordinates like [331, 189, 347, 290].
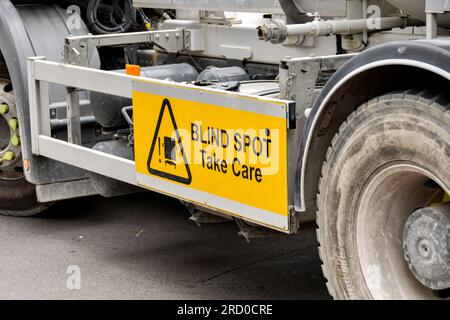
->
[147, 98, 192, 185]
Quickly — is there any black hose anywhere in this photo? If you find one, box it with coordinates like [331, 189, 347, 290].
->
[86, 0, 135, 34]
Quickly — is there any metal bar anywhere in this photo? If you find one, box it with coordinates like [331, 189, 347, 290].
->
[49, 100, 90, 109]
[27, 59, 40, 155]
[30, 59, 291, 108]
[38, 81, 51, 138]
[33, 60, 133, 98]
[66, 29, 180, 48]
[65, 87, 81, 145]
[27, 57, 50, 155]
[38, 135, 136, 186]
[51, 116, 97, 131]
[426, 12, 438, 39]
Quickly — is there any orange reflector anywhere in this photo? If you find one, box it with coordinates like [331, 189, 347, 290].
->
[126, 64, 141, 76]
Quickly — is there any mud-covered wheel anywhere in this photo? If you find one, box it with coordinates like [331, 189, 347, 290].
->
[317, 90, 450, 299]
[0, 78, 48, 216]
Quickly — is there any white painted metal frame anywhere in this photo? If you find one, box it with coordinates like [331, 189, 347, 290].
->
[27, 57, 293, 232]
[27, 57, 137, 185]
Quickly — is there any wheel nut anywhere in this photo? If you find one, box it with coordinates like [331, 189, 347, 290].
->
[8, 118, 18, 130]
[11, 134, 20, 147]
[2, 151, 15, 161]
[0, 103, 9, 114]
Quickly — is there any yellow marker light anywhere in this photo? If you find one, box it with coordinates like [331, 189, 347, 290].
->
[126, 64, 141, 77]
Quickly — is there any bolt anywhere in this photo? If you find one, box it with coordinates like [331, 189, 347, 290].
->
[2, 151, 15, 162]
[398, 46, 407, 55]
[444, 192, 450, 203]
[11, 134, 20, 147]
[418, 239, 432, 259]
[304, 108, 312, 118]
[0, 103, 9, 114]
[8, 118, 18, 130]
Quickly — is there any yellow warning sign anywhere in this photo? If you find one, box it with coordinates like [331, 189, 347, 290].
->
[133, 81, 290, 231]
[147, 99, 192, 185]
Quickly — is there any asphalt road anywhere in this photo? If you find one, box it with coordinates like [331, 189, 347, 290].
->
[0, 192, 329, 300]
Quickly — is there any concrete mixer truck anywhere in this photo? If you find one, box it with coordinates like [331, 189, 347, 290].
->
[0, 0, 449, 299]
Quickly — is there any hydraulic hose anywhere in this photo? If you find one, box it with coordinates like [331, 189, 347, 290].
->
[86, 0, 135, 34]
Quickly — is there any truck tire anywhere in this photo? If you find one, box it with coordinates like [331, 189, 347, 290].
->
[0, 2, 99, 216]
[0, 179, 49, 216]
[317, 90, 450, 299]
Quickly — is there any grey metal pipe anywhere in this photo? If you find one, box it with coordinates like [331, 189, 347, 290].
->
[287, 17, 407, 36]
[258, 16, 409, 43]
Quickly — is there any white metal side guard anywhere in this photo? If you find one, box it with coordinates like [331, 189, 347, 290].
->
[27, 57, 137, 185]
[27, 57, 294, 232]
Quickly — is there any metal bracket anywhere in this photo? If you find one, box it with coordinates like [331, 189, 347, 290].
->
[189, 210, 231, 227]
[235, 218, 282, 242]
[280, 53, 356, 121]
[64, 29, 189, 66]
[182, 201, 232, 227]
[279, 53, 356, 216]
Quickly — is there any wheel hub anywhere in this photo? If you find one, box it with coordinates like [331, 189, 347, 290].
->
[0, 78, 22, 180]
[403, 204, 450, 291]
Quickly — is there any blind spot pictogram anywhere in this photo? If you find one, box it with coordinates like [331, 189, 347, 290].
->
[147, 98, 192, 185]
